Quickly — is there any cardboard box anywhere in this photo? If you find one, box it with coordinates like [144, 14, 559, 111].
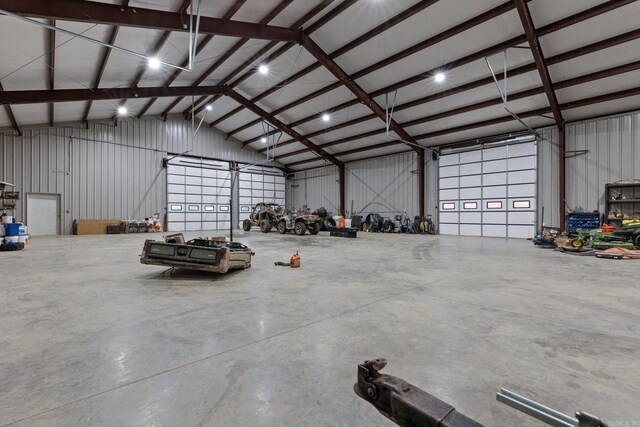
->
[74, 219, 122, 235]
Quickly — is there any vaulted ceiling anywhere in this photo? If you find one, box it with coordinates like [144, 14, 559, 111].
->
[1, 0, 639, 170]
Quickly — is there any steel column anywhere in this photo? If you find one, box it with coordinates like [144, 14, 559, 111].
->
[339, 164, 346, 216]
[418, 149, 425, 218]
[559, 125, 566, 231]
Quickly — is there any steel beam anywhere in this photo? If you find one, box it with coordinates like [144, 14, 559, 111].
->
[217, 0, 437, 130]
[515, 0, 563, 127]
[167, 0, 295, 119]
[190, 0, 347, 120]
[82, 0, 129, 124]
[136, 0, 248, 119]
[250, 0, 634, 151]
[0, 0, 301, 42]
[0, 82, 21, 135]
[48, 19, 55, 127]
[283, 85, 640, 168]
[339, 164, 346, 216]
[0, 86, 225, 105]
[227, 1, 517, 140]
[302, 32, 422, 153]
[226, 88, 342, 167]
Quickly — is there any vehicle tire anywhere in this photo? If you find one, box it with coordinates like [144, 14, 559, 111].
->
[260, 220, 272, 233]
[569, 238, 583, 250]
[308, 221, 321, 235]
[324, 218, 336, 230]
[277, 220, 287, 234]
[294, 221, 306, 236]
[242, 219, 251, 231]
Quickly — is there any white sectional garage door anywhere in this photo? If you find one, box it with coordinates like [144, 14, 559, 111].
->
[166, 157, 232, 232]
[438, 140, 537, 238]
[238, 165, 286, 222]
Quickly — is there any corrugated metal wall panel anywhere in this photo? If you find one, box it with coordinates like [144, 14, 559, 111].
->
[537, 126, 560, 227]
[346, 152, 419, 217]
[566, 111, 640, 215]
[288, 165, 340, 213]
[0, 117, 272, 234]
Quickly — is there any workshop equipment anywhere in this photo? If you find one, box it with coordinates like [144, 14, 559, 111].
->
[355, 359, 607, 427]
[569, 222, 640, 250]
[275, 252, 301, 267]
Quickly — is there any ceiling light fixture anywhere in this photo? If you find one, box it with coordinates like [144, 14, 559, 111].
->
[117, 106, 128, 116]
[205, 104, 213, 111]
[261, 137, 267, 143]
[148, 57, 161, 69]
[434, 72, 446, 83]
[258, 64, 269, 74]
[322, 113, 330, 122]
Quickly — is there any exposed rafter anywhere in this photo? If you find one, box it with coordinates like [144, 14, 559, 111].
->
[212, 0, 438, 129]
[0, 0, 301, 42]
[252, 1, 639, 153]
[226, 0, 520, 139]
[159, 0, 295, 119]
[283, 65, 640, 168]
[0, 86, 225, 105]
[0, 82, 21, 135]
[184, 0, 347, 119]
[514, 0, 563, 128]
[301, 32, 422, 154]
[226, 88, 342, 167]
[82, 0, 129, 124]
[135, 0, 248, 119]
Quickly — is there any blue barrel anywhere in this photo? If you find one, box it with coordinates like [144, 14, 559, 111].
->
[5, 223, 20, 236]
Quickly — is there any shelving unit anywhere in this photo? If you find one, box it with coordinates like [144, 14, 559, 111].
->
[0, 181, 18, 215]
[605, 181, 640, 224]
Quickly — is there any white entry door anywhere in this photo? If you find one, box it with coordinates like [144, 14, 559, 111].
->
[27, 193, 60, 235]
[438, 139, 537, 238]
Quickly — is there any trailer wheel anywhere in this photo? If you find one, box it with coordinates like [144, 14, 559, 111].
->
[242, 219, 251, 231]
[308, 221, 321, 235]
[324, 218, 336, 230]
[260, 220, 272, 233]
[277, 220, 287, 234]
[294, 221, 306, 236]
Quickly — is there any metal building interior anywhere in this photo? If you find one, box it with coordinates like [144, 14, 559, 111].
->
[0, 1, 639, 426]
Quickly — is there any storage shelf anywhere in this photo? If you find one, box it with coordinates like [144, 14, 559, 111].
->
[608, 199, 640, 203]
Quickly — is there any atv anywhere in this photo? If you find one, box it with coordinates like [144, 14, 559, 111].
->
[242, 202, 283, 233]
[276, 207, 322, 236]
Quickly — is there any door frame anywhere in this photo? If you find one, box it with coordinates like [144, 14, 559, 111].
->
[26, 192, 61, 235]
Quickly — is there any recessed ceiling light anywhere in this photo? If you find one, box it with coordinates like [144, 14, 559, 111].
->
[205, 104, 212, 111]
[148, 57, 161, 69]
[117, 106, 128, 116]
[434, 72, 446, 83]
[322, 113, 330, 122]
[258, 64, 269, 74]
[261, 137, 267, 143]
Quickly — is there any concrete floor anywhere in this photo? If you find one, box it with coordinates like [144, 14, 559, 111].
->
[0, 231, 638, 427]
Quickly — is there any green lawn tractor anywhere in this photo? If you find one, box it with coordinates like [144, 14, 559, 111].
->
[569, 221, 640, 250]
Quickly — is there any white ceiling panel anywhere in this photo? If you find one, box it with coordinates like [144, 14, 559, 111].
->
[562, 95, 640, 123]
[340, 145, 413, 164]
[11, 104, 48, 126]
[0, 17, 48, 90]
[556, 74, 640, 105]
[527, 0, 603, 29]
[331, 0, 508, 77]
[547, 39, 640, 83]
[310, 1, 418, 55]
[351, 9, 526, 93]
[537, 2, 640, 57]
[52, 101, 87, 124]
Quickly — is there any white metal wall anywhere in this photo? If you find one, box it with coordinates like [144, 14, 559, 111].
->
[346, 152, 420, 217]
[0, 117, 271, 234]
[288, 165, 340, 213]
[565, 112, 640, 214]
